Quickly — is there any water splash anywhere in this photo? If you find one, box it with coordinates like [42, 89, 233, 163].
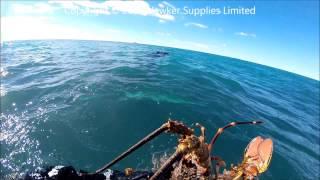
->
[1, 67, 9, 77]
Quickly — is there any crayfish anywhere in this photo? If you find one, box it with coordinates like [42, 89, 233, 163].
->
[92, 120, 273, 179]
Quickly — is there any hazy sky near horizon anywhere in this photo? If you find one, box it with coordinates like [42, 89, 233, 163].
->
[1, 0, 319, 80]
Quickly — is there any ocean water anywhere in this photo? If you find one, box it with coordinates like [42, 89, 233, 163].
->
[0, 40, 319, 179]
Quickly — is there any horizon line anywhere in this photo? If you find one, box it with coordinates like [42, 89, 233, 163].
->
[1, 38, 319, 81]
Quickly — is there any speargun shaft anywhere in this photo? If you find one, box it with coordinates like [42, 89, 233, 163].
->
[94, 124, 169, 174]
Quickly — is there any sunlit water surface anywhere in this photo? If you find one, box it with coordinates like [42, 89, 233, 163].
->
[1, 40, 319, 179]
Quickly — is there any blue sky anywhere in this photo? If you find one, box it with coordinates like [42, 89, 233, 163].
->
[1, 0, 319, 80]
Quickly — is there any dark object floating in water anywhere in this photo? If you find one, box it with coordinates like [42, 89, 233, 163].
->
[149, 51, 169, 58]
[21, 120, 273, 180]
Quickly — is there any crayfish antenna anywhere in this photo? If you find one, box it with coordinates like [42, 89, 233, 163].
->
[208, 121, 262, 153]
[196, 123, 206, 142]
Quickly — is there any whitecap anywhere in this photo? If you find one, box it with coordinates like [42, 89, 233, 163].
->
[26, 101, 33, 106]
[1, 67, 9, 77]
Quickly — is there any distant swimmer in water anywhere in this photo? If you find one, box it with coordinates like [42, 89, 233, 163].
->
[149, 51, 169, 58]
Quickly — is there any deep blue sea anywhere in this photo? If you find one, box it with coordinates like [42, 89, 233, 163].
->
[0, 40, 319, 179]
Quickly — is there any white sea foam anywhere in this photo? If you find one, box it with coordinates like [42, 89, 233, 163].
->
[48, 166, 64, 177]
[103, 169, 113, 179]
[1, 67, 9, 77]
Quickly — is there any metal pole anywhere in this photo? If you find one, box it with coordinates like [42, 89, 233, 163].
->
[94, 124, 169, 174]
[150, 150, 183, 180]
